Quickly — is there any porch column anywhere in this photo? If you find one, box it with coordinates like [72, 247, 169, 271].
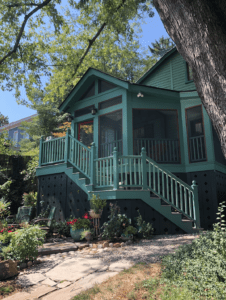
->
[123, 91, 133, 156]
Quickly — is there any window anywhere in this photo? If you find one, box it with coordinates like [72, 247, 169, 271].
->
[98, 80, 117, 94]
[13, 131, 18, 143]
[98, 96, 122, 110]
[23, 132, 29, 139]
[186, 62, 193, 81]
[79, 82, 95, 100]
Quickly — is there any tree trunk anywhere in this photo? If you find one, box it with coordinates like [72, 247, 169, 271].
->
[153, 0, 226, 158]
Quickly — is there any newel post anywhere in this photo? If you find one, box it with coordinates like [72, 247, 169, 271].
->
[90, 142, 95, 186]
[64, 128, 70, 164]
[39, 136, 44, 167]
[113, 147, 119, 190]
[191, 180, 201, 228]
[141, 147, 147, 190]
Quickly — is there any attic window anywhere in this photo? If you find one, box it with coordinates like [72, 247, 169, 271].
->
[79, 82, 95, 100]
[98, 80, 116, 94]
[74, 105, 95, 118]
[186, 62, 193, 81]
[98, 96, 122, 110]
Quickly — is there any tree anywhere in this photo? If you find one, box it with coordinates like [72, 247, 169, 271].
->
[148, 35, 175, 59]
[153, 0, 226, 159]
[0, 113, 9, 127]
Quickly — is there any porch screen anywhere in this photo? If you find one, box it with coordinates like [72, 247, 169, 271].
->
[133, 109, 180, 163]
[186, 105, 206, 162]
[99, 110, 122, 157]
[78, 121, 93, 148]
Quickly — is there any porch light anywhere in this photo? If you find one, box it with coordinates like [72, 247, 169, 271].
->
[67, 114, 74, 122]
[137, 92, 144, 97]
[91, 108, 97, 115]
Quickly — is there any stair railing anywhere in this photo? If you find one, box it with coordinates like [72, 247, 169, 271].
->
[67, 132, 92, 178]
[144, 147, 200, 228]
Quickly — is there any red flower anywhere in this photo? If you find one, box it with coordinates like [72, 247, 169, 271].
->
[8, 230, 12, 233]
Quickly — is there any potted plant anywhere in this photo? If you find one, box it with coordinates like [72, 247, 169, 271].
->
[67, 213, 92, 241]
[89, 194, 107, 218]
[80, 229, 94, 242]
[121, 225, 137, 241]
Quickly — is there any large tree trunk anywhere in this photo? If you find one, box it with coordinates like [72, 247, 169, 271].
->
[153, 0, 226, 158]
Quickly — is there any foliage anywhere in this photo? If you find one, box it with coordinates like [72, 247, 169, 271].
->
[22, 192, 37, 207]
[0, 112, 9, 127]
[158, 202, 226, 300]
[52, 122, 71, 138]
[67, 213, 92, 230]
[134, 209, 154, 239]
[101, 202, 122, 240]
[0, 197, 10, 219]
[20, 155, 38, 192]
[37, 204, 50, 219]
[0, 225, 14, 244]
[123, 225, 137, 235]
[2, 225, 46, 262]
[80, 228, 94, 240]
[148, 35, 175, 59]
[90, 194, 107, 214]
[117, 213, 132, 233]
[0, 130, 17, 156]
[50, 219, 71, 237]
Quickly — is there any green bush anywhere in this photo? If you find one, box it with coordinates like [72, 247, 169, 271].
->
[158, 201, 226, 300]
[50, 220, 70, 237]
[22, 192, 37, 207]
[101, 202, 122, 240]
[2, 225, 46, 262]
[134, 210, 154, 239]
[90, 194, 107, 214]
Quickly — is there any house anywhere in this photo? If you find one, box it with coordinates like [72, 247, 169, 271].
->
[0, 114, 37, 150]
[36, 47, 226, 235]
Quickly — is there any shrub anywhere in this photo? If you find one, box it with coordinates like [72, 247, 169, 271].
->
[22, 192, 37, 207]
[0, 197, 10, 219]
[158, 201, 226, 299]
[134, 210, 154, 239]
[101, 202, 122, 240]
[67, 213, 92, 230]
[50, 220, 71, 237]
[2, 225, 46, 262]
[123, 225, 137, 235]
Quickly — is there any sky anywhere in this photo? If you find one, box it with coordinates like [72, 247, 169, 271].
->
[0, 6, 169, 123]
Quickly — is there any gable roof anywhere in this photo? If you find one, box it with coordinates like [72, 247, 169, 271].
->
[136, 47, 178, 84]
[58, 68, 130, 112]
[0, 114, 37, 132]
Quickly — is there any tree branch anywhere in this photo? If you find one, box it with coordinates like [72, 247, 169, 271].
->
[70, 0, 127, 80]
[6, 3, 40, 8]
[0, 0, 52, 65]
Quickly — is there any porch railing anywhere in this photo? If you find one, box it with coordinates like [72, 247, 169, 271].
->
[39, 134, 200, 228]
[189, 135, 206, 162]
[39, 136, 65, 165]
[100, 139, 122, 157]
[134, 138, 180, 163]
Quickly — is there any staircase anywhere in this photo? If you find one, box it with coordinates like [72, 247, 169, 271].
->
[38, 132, 203, 234]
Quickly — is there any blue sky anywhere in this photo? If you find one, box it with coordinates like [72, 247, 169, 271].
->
[0, 7, 169, 123]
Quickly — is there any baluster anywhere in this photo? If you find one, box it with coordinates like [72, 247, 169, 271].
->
[200, 136, 204, 159]
[171, 178, 174, 205]
[169, 140, 172, 162]
[148, 140, 150, 158]
[96, 161, 98, 185]
[162, 140, 165, 162]
[184, 186, 188, 214]
[192, 139, 196, 161]
[175, 181, 178, 208]
[172, 140, 175, 162]
[188, 190, 192, 218]
[166, 174, 169, 201]
[151, 140, 154, 160]
[196, 137, 200, 161]
[180, 184, 183, 211]
[125, 158, 128, 186]
[153, 165, 156, 191]
[129, 158, 132, 187]
[134, 157, 137, 185]
[154, 140, 157, 161]
[157, 168, 160, 194]
[166, 140, 169, 162]
[162, 171, 165, 198]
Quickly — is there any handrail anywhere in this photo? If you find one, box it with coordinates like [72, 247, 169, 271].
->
[40, 136, 65, 165]
[68, 134, 91, 178]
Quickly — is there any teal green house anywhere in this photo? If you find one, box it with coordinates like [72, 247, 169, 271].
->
[36, 47, 226, 235]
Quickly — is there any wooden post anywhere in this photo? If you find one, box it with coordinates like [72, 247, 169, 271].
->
[113, 147, 119, 190]
[39, 136, 44, 167]
[64, 128, 70, 164]
[90, 142, 95, 186]
[141, 147, 147, 190]
[191, 180, 201, 228]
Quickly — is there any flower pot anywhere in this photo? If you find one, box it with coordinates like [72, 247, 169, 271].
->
[89, 209, 102, 219]
[121, 234, 133, 241]
[70, 228, 84, 242]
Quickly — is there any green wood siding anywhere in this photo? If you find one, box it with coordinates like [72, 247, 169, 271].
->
[142, 52, 196, 91]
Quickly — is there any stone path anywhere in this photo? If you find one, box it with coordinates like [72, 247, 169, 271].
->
[4, 241, 135, 300]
